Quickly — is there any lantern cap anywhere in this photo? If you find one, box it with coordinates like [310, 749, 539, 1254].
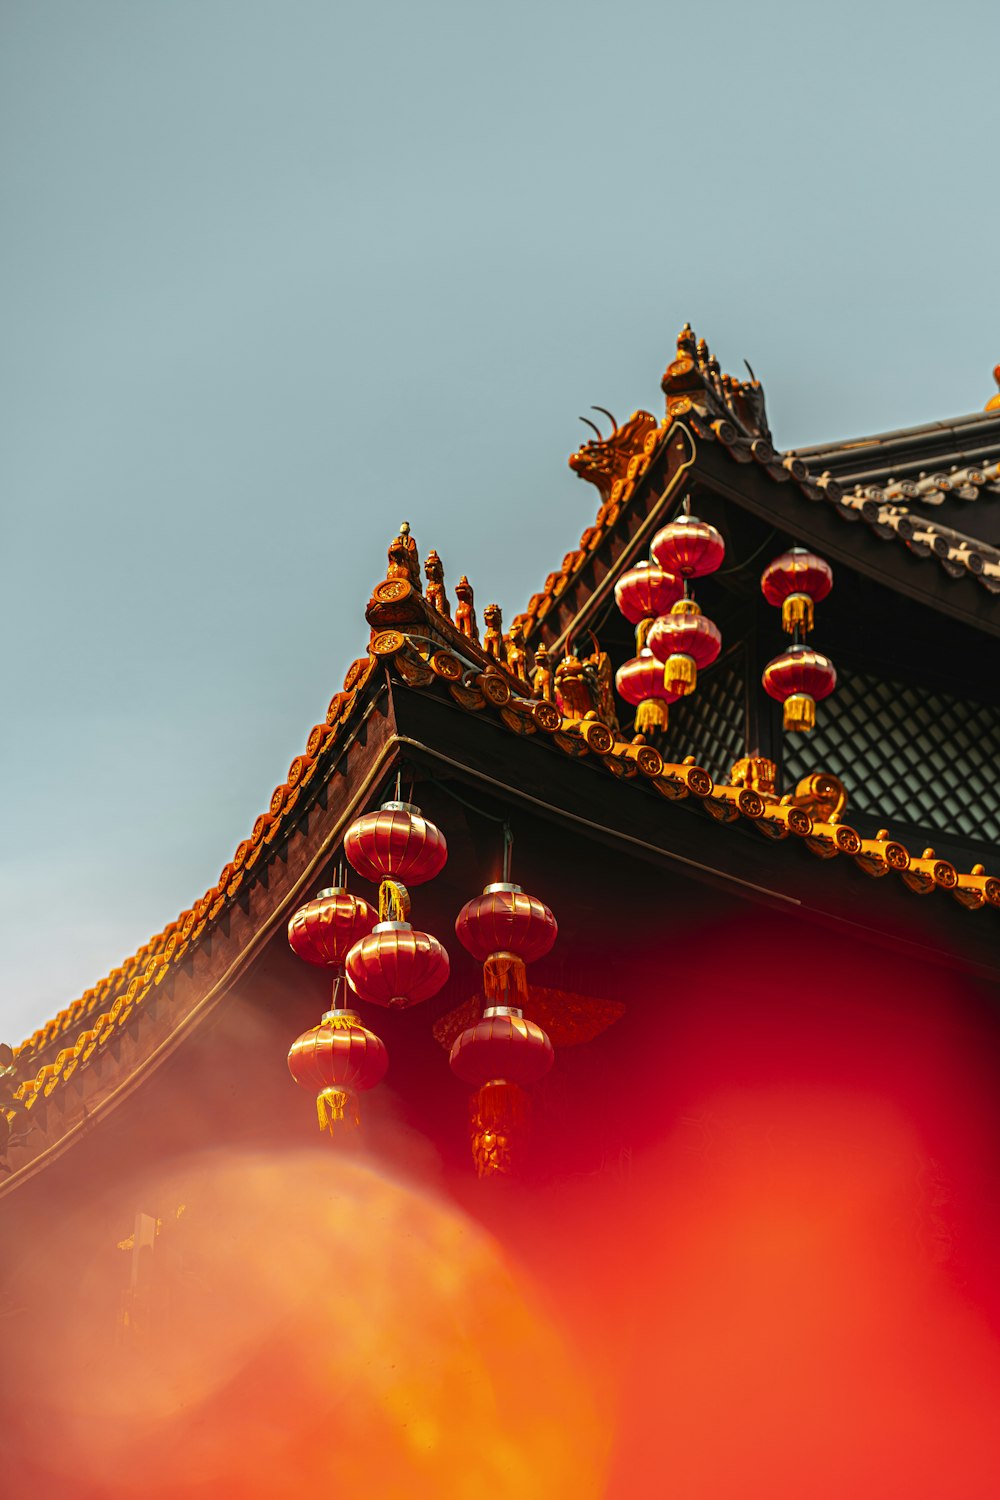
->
[379, 799, 420, 816]
[483, 1005, 524, 1019]
[321, 1008, 361, 1024]
[316, 885, 347, 899]
[372, 920, 412, 934]
[483, 881, 522, 895]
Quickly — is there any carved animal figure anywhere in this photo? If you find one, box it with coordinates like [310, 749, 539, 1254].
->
[532, 644, 555, 703]
[482, 603, 507, 666]
[554, 655, 594, 719]
[568, 411, 659, 502]
[454, 575, 479, 642]
[554, 642, 620, 731]
[424, 549, 451, 618]
[506, 618, 534, 686]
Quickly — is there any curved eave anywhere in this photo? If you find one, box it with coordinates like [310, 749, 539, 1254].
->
[0, 676, 401, 1200]
[387, 674, 1000, 980]
[791, 409, 1000, 486]
[691, 438, 1000, 638]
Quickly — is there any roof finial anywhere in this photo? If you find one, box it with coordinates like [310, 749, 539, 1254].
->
[986, 364, 1000, 413]
[386, 522, 421, 592]
[424, 548, 451, 618]
[455, 575, 479, 643]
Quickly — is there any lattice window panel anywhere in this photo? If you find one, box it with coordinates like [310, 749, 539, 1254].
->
[783, 671, 1000, 845]
[658, 654, 746, 784]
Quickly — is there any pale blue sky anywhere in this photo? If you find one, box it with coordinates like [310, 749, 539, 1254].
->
[2, 1, 997, 1045]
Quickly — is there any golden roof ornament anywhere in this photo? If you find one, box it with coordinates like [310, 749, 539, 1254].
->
[387, 521, 422, 592]
[482, 603, 507, 667]
[554, 654, 592, 719]
[986, 364, 1000, 412]
[454, 575, 479, 642]
[532, 643, 555, 703]
[660, 322, 772, 442]
[567, 409, 660, 500]
[424, 548, 451, 618]
[506, 617, 534, 686]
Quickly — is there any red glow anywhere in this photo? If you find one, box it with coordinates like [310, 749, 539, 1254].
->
[8, 912, 1000, 1496]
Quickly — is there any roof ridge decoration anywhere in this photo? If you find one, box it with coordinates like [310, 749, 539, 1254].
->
[568, 410, 662, 502]
[360, 624, 1000, 912]
[986, 364, 1000, 413]
[515, 329, 1000, 663]
[661, 323, 773, 446]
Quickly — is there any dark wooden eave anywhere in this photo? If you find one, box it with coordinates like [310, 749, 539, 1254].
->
[539, 422, 1000, 647]
[390, 683, 1000, 986]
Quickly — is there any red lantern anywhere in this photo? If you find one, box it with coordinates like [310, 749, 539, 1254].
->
[614, 562, 682, 625]
[449, 1009, 554, 1177]
[346, 921, 450, 1008]
[287, 887, 376, 967]
[651, 515, 725, 578]
[761, 548, 833, 634]
[615, 650, 680, 733]
[449, 1011, 555, 1087]
[762, 645, 837, 732]
[451, 870, 556, 1176]
[455, 883, 558, 965]
[287, 1009, 388, 1131]
[647, 599, 722, 695]
[344, 800, 447, 887]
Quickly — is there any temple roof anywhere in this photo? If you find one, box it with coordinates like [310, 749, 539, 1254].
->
[792, 410, 1000, 582]
[517, 345, 1000, 656]
[5, 329, 999, 1189]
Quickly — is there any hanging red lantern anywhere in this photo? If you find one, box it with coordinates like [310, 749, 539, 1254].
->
[346, 922, 450, 1008]
[614, 562, 682, 626]
[341, 791, 450, 1008]
[451, 867, 555, 1176]
[761, 548, 833, 634]
[651, 514, 725, 578]
[344, 800, 448, 887]
[287, 886, 376, 967]
[615, 650, 680, 733]
[455, 883, 558, 965]
[647, 599, 722, 695]
[762, 645, 837, 731]
[449, 1011, 554, 1087]
[449, 1011, 554, 1177]
[287, 1009, 388, 1131]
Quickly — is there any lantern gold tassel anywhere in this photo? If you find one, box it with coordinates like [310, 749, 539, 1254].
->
[316, 1086, 361, 1133]
[783, 692, 816, 732]
[781, 593, 814, 635]
[470, 1080, 529, 1178]
[483, 952, 529, 1008]
[635, 698, 669, 734]
[664, 653, 697, 695]
[378, 879, 411, 922]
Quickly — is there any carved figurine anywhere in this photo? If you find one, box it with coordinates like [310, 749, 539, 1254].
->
[506, 618, 534, 687]
[482, 603, 507, 667]
[454, 575, 479, 643]
[584, 642, 620, 736]
[532, 643, 555, 704]
[386, 531, 412, 586]
[397, 520, 422, 591]
[729, 756, 778, 798]
[554, 640, 620, 730]
[386, 522, 422, 591]
[424, 549, 451, 618]
[554, 654, 594, 720]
